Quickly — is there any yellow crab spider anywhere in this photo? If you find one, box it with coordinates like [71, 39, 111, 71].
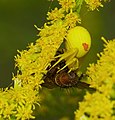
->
[51, 26, 91, 73]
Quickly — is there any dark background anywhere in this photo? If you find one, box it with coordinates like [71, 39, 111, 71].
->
[0, 0, 115, 119]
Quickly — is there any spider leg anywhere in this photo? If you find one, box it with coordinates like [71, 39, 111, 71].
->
[57, 57, 78, 73]
[67, 58, 79, 73]
[49, 48, 79, 72]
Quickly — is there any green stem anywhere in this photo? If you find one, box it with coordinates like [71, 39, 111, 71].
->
[76, 0, 84, 13]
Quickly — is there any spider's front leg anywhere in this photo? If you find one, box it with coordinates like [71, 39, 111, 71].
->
[66, 56, 79, 73]
[50, 48, 79, 73]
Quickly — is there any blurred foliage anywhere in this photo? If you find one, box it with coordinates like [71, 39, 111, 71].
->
[34, 88, 87, 120]
[0, 0, 115, 119]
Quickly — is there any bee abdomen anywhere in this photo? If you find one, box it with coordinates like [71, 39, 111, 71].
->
[55, 71, 78, 88]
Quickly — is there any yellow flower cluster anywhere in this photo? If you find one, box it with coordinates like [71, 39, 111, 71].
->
[0, 0, 82, 119]
[13, 22, 66, 90]
[47, 7, 64, 22]
[75, 38, 115, 120]
[85, 0, 109, 11]
[47, 0, 81, 27]
[0, 86, 39, 119]
[58, 0, 76, 12]
[75, 92, 114, 120]
[87, 37, 115, 94]
[64, 12, 81, 28]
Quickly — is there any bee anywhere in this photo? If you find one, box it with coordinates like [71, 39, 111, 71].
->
[41, 49, 91, 89]
[42, 66, 90, 89]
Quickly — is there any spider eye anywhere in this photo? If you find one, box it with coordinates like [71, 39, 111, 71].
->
[66, 26, 91, 58]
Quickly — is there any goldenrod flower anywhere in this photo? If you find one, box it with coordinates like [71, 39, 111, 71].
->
[58, 0, 76, 12]
[87, 38, 115, 93]
[0, 86, 39, 119]
[85, 0, 108, 11]
[75, 92, 115, 120]
[75, 38, 115, 120]
[64, 12, 81, 28]
[13, 21, 67, 89]
[47, 7, 64, 22]
[16, 104, 35, 120]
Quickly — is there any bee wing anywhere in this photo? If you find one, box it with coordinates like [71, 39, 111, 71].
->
[74, 81, 96, 91]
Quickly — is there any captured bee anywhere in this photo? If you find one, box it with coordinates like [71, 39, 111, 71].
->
[42, 66, 90, 89]
[41, 49, 91, 89]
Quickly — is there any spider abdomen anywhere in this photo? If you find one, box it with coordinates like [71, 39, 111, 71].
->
[66, 26, 91, 58]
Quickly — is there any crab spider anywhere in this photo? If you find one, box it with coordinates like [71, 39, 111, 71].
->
[51, 26, 91, 73]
